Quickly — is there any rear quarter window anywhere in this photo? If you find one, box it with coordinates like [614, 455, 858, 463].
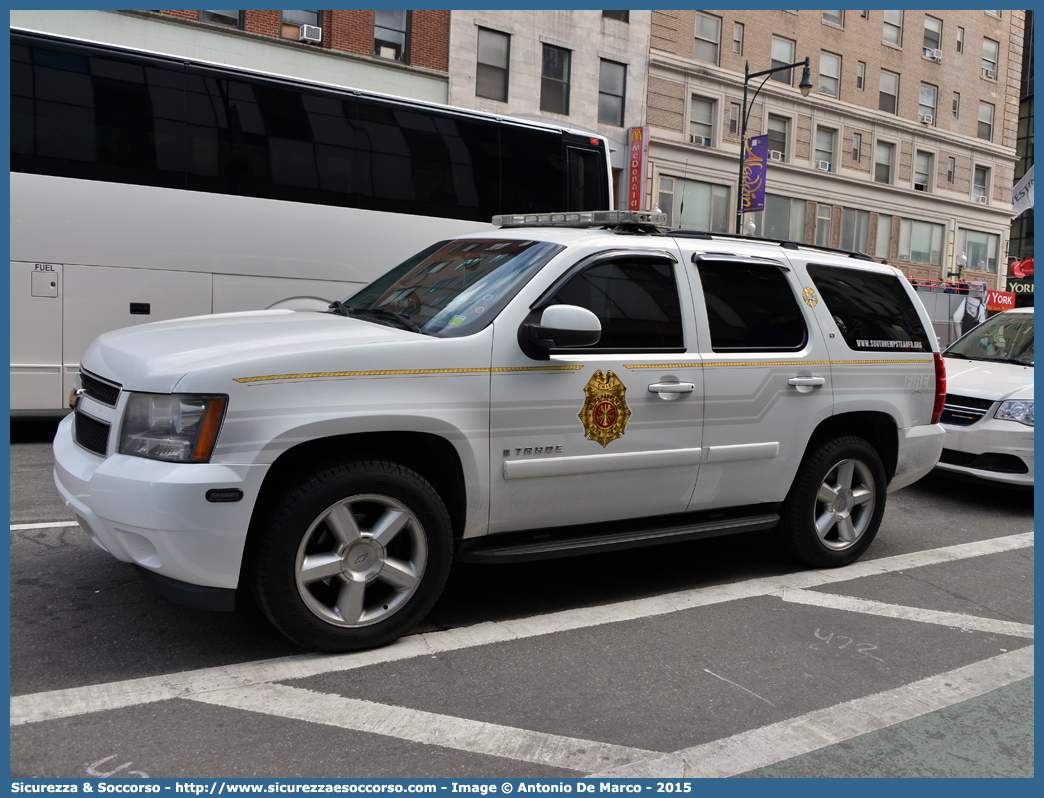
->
[807, 264, 931, 353]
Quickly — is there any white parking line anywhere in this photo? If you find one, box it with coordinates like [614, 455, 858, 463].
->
[188, 683, 661, 773]
[10, 532, 1032, 727]
[11, 520, 78, 531]
[596, 646, 1034, 778]
[782, 589, 1035, 638]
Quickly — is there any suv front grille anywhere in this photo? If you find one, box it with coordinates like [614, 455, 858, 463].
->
[74, 411, 110, 456]
[940, 394, 995, 426]
[80, 370, 121, 406]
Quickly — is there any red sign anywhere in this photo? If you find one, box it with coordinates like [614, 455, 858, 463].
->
[1010, 257, 1034, 278]
[987, 290, 1017, 311]
[627, 126, 649, 211]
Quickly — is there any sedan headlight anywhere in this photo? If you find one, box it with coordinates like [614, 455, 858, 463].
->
[994, 400, 1034, 427]
[119, 393, 228, 462]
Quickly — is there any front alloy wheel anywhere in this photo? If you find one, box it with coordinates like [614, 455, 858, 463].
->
[295, 494, 427, 628]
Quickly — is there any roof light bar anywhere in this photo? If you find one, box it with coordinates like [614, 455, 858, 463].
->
[492, 210, 668, 228]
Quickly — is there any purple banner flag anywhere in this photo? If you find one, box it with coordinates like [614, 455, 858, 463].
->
[742, 134, 768, 213]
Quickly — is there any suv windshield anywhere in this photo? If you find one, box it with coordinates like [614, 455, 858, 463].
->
[335, 239, 564, 336]
[945, 312, 1034, 366]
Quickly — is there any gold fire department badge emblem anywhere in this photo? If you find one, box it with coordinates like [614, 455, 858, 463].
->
[579, 370, 631, 447]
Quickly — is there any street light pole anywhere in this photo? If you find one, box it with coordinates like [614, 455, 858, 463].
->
[736, 56, 813, 234]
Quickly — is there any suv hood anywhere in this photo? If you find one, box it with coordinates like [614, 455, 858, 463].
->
[944, 357, 1034, 402]
[81, 310, 414, 394]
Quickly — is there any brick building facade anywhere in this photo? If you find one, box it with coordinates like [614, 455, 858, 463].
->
[643, 10, 1026, 288]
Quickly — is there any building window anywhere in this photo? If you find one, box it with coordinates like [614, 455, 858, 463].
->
[200, 10, 242, 28]
[815, 128, 835, 171]
[374, 10, 410, 62]
[816, 204, 833, 248]
[923, 16, 942, 54]
[667, 177, 730, 232]
[883, 10, 903, 47]
[899, 219, 945, 266]
[476, 28, 510, 102]
[914, 151, 933, 191]
[694, 13, 721, 65]
[947, 157, 956, 183]
[856, 61, 866, 90]
[540, 45, 571, 115]
[918, 84, 937, 123]
[767, 115, 788, 159]
[875, 142, 894, 183]
[598, 59, 626, 127]
[982, 38, 999, 77]
[852, 132, 862, 161]
[729, 103, 741, 135]
[282, 10, 320, 40]
[957, 27, 965, 53]
[879, 70, 899, 114]
[973, 166, 990, 199]
[860, 11, 870, 19]
[771, 37, 796, 84]
[751, 194, 806, 241]
[876, 214, 892, 259]
[841, 208, 870, 254]
[823, 11, 844, 27]
[953, 92, 961, 118]
[819, 52, 841, 97]
[689, 96, 714, 144]
[985, 11, 1002, 19]
[957, 229, 1000, 273]
[978, 102, 994, 141]
[733, 23, 744, 55]
[602, 11, 629, 23]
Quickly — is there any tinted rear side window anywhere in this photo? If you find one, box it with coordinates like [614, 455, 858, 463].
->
[807, 264, 931, 353]
[695, 260, 807, 351]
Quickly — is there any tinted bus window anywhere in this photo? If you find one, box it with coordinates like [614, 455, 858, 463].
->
[807, 264, 931, 353]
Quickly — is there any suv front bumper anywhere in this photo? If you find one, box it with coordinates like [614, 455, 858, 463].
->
[52, 414, 268, 590]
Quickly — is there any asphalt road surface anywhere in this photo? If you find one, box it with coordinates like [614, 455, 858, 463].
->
[9, 420, 1034, 778]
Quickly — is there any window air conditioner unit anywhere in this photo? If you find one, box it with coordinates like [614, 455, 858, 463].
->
[918, 114, 934, 124]
[817, 160, 831, 172]
[983, 68, 996, 80]
[977, 195, 988, 204]
[932, 49, 943, 61]
[770, 150, 783, 162]
[914, 182, 928, 192]
[689, 134, 711, 146]
[299, 25, 322, 43]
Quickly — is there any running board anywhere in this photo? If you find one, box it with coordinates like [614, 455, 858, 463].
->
[457, 509, 780, 564]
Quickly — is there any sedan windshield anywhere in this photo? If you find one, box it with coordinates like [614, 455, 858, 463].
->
[945, 312, 1034, 366]
[334, 239, 564, 336]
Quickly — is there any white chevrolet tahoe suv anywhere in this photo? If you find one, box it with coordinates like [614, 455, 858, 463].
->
[54, 211, 946, 651]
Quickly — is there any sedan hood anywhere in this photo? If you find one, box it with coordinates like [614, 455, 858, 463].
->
[944, 357, 1034, 402]
[81, 310, 414, 394]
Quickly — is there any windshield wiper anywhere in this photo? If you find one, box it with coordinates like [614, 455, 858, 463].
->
[326, 301, 424, 334]
[995, 357, 1034, 367]
[944, 352, 971, 359]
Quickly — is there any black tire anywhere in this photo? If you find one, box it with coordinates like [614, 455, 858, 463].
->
[780, 436, 887, 568]
[251, 458, 453, 652]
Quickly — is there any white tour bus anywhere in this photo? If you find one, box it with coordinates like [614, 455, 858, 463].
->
[10, 29, 613, 414]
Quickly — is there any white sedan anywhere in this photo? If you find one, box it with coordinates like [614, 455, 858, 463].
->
[936, 307, 1034, 487]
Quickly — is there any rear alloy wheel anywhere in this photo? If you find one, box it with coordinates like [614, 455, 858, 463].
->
[252, 459, 452, 651]
[781, 437, 886, 567]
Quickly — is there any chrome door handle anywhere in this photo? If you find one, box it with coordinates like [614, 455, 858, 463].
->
[788, 376, 825, 387]
[648, 382, 695, 401]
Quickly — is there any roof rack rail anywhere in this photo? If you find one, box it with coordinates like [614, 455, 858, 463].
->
[665, 230, 875, 261]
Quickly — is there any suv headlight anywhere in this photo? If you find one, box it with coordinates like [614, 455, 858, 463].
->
[119, 393, 228, 462]
[995, 400, 1034, 427]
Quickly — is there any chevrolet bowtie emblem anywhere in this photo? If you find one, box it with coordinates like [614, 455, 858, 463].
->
[579, 369, 631, 448]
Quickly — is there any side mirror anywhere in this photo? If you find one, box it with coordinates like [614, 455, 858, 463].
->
[518, 304, 601, 360]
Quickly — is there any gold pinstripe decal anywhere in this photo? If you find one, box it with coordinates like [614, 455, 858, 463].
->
[624, 359, 933, 369]
[233, 365, 583, 383]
